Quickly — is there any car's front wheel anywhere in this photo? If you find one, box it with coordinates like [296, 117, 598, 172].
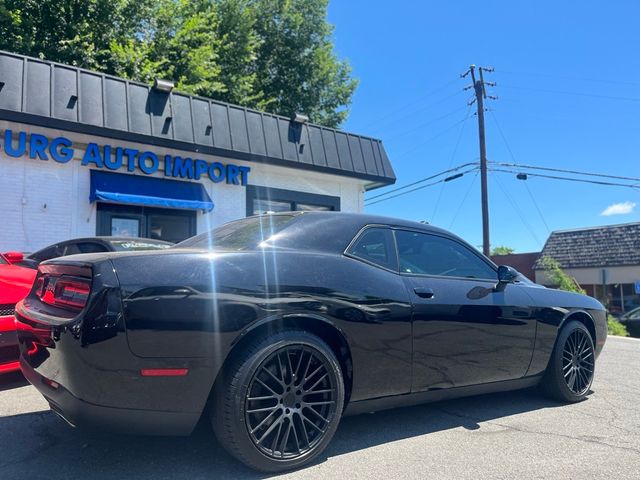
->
[212, 330, 345, 472]
[541, 320, 595, 402]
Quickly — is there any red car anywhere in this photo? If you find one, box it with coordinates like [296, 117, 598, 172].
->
[0, 252, 36, 373]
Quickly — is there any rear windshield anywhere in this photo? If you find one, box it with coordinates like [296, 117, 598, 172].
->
[108, 240, 172, 251]
[176, 215, 297, 251]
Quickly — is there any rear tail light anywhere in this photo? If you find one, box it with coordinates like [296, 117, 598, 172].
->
[36, 271, 92, 311]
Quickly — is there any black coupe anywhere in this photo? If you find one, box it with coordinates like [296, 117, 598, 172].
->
[16, 212, 607, 472]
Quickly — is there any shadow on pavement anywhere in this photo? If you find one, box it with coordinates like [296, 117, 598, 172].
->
[0, 388, 563, 480]
[0, 372, 28, 392]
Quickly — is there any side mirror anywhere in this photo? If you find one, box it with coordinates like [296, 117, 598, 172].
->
[3, 251, 24, 264]
[495, 265, 519, 292]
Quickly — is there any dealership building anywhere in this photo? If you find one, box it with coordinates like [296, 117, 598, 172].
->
[0, 50, 395, 251]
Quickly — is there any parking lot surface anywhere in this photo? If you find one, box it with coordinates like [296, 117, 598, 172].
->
[1, 336, 638, 480]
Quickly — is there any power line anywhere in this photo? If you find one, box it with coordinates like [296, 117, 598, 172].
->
[489, 162, 640, 183]
[394, 113, 474, 158]
[489, 111, 550, 233]
[365, 162, 479, 202]
[493, 175, 543, 247]
[489, 168, 640, 190]
[499, 84, 640, 102]
[431, 104, 473, 223]
[359, 80, 463, 131]
[448, 172, 479, 229]
[365, 166, 479, 206]
[382, 104, 468, 143]
[495, 69, 640, 88]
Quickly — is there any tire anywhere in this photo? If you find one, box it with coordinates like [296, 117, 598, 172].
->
[211, 330, 345, 472]
[540, 320, 595, 402]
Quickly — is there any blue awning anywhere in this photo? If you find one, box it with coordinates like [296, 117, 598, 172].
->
[90, 170, 214, 212]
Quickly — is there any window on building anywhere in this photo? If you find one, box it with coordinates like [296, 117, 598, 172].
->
[246, 186, 340, 216]
[97, 204, 196, 243]
[348, 227, 397, 270]
[395, 230, 496, 280]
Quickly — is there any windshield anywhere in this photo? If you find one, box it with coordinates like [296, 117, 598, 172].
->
[108, 240, 173, 251]
[176, 215, 297, 251]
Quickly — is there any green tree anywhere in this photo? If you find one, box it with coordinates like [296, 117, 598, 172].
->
[490, 246, 515, 256]
[539, 256, 585, 294]
[540, 256, 629, 336]
[0, 0, 357, 128]
[250, 0, 358, 126]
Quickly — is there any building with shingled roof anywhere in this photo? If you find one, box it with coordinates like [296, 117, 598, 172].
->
[533, 222, 640, 315]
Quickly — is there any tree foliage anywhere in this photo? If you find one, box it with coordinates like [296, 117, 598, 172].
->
[490, 245, 515, 256]
[0, 0, 357, 127]
[539, 256, 585, 294]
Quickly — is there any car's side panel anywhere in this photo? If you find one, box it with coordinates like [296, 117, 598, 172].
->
[113, 251, 414, 402]
[405, 276, 537, 390]
[521, 286, 607, 377]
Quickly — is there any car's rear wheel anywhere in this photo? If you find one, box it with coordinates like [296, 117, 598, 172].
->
[541, 320, 595, 402]
[211, 330, 344, 472]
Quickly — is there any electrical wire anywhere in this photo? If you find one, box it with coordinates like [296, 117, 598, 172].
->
[499, 84, 640, 103]
[365, 166, 480, 207]
[489, 110, 550, 233]
[493, 175, 543, 247]
[394, 110, 474, 158]
[431, 104, 474, 223]
[489, 161, 640, 184]
[366, 161, 479, 202]
[359, 80, 462, 131]
[489, 168, 640, 190]
[448, 172, 479, 229]
[495, 69, 640, 88]
[382, 105, 468, 143]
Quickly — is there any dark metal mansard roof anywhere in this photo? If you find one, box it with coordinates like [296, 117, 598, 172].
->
[533, 222, 640, 270]
[0, 50, 395, 189]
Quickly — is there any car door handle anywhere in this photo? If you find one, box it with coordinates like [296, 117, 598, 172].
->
[413, 287, 434, 299]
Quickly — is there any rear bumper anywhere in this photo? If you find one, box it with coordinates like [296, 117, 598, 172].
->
[20, 356, 199, 435]
[0, 315, 19, 373]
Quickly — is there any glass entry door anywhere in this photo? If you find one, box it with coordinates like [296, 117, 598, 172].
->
[97, 204, 196, 243]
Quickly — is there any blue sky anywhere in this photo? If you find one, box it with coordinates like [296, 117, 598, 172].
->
[328, 1, 640, 253]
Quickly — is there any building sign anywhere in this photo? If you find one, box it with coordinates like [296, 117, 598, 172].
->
[635, 281, 640, 295]
[0, 129, 250, 186]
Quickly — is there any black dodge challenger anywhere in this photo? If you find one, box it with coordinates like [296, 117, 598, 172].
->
[16, 212, 607, 472]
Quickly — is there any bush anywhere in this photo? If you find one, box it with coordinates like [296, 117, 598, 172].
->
[607, 315, 629, 337]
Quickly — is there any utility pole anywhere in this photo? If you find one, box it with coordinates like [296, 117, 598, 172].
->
[461, 65, 496, 256]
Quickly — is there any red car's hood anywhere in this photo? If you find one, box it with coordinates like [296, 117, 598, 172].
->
[0, 264, 36, 305]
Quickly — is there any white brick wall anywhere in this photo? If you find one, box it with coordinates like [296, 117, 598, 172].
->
[0, 121, 366, 252]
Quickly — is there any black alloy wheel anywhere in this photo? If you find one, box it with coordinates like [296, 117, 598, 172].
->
[541, 320, 595, 402]
[245, 345, 338, 459]
[561, 328, 594, 395]
[212, 330, 345, 472]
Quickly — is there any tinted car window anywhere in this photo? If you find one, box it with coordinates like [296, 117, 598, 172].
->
[395, 230, 496, 280]
[29, 245, 63, 262]
[176, 215, 297, 251]
[348, 227, 397, 270]
[0, 255, 7, 265]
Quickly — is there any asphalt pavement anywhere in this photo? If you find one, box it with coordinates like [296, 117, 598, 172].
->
[1, 336, 638, 480]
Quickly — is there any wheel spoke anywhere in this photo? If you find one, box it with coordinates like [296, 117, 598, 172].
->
[256, 376, 280, 395]
[304, 364, 324, 385]
[257, 412, 284, 444]
[305, 406, 330, 425]
[279, 420, 291, 458]
[564, 366, 574, 379]
[250, 408, 281, 434]
[262, 366, 284, 388]
[306, 372, 329, 392]
[247, 405, 280, 414]
[296, 411, 311, 448]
